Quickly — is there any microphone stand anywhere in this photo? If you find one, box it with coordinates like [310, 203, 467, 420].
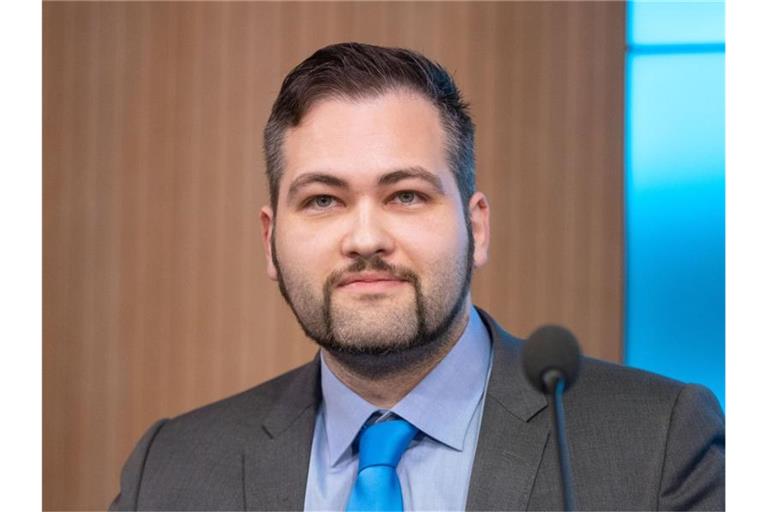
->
[543, 369, 576, 512]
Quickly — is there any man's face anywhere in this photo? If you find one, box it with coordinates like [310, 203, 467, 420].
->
[260, 90, 489, 360]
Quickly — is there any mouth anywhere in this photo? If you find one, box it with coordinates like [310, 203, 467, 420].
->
[336, 273, 409, 293]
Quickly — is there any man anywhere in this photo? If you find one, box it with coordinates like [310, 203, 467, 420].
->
[111, 43, 724, 511]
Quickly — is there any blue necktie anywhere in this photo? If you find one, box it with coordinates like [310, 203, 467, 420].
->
[346, 418, 418, 511]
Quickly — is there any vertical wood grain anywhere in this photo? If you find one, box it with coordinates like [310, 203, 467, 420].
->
[43, 2, 625, 509]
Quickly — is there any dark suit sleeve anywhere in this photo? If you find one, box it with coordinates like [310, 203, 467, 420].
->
[658, 384, 725, 511]
[109, 419, 169, 511]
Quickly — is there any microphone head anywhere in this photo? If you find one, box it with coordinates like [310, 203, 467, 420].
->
[522, 325, 582, 393]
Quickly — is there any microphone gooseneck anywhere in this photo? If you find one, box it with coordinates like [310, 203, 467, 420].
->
[522, 325, 582, 512]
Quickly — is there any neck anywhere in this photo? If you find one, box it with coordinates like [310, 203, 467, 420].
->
[322, 301, 472, 409]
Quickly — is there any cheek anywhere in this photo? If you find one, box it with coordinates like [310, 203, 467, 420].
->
[395, 218, 468, 269]
[274, 223, 339, 275]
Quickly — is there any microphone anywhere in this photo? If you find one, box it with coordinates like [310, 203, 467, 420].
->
[523, 325, 581, 393]
[522, 325, 582, 511]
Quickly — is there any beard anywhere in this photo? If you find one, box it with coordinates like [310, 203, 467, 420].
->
[271, 223, 475, 377]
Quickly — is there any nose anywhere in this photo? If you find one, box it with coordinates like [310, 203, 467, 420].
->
[340, 201, 395, 259]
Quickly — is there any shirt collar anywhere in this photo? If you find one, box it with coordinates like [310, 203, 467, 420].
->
[319, 353, 380, 467]
[319, 307, 492, 466]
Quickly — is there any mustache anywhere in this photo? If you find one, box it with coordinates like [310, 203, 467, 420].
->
[325, 255, 419, 289]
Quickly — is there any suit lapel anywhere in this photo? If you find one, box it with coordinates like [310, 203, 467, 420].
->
[467, 310, 549, 511]
[243, 357, 321, 511]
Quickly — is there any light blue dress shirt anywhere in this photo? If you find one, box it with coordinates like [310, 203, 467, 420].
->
[304, 307, 493, 511]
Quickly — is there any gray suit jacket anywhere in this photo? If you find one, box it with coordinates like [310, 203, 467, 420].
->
[110, 310, 725, 511]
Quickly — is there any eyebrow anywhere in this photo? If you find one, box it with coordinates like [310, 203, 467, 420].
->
[286, 173, 350, 203]
[378, 166, 445, 193]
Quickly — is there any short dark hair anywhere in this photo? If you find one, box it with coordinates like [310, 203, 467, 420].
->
[263, 42, 476, 211]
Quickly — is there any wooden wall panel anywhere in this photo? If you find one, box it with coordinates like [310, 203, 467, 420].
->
[43, 2, 625, 509]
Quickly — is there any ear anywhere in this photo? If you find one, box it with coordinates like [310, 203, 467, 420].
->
[468, 192, 490, 268]
[260, 206, 278, 281]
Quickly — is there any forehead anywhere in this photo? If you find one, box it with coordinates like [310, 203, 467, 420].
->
[280, 90, 449, 188]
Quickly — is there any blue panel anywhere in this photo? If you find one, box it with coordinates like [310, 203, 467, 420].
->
[625, 52, 725, 407]
[628, 0, 725, 46]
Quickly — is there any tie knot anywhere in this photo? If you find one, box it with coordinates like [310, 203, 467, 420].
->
[357, 419, 418, 471]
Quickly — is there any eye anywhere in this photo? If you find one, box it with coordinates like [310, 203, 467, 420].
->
[304, 195, 338, 210]
[391, 191, 423, 205]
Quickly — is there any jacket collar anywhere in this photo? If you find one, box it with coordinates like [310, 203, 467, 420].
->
[466, 308, 549, 511]
[477, 308, 548, 422]
[244, 355, 321, 511]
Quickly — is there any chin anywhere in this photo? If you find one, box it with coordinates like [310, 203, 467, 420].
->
[318, 326, 453, 379]
[330, 312, 420, 353]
